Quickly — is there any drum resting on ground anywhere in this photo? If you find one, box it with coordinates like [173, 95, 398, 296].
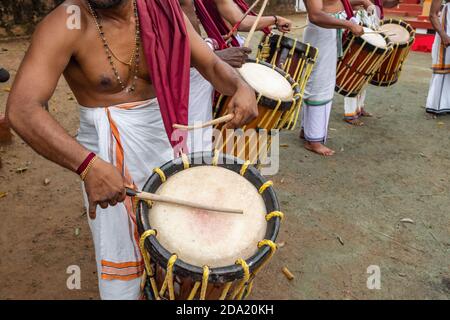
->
[136, 151, 283, 300]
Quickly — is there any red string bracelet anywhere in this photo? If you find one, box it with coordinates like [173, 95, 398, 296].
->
[76, 152, 96, 176]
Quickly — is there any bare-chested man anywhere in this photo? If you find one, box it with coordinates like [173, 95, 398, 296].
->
[6, 0, 257, 299]
[301, 0, 364, 156]
[426, 0, 450, 114]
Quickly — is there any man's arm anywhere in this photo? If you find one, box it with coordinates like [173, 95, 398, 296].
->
[6, 5, 126, 218]
[304, 0, 364, 35]
[214, 0, 292, 32]
[184, 15, 258, 128]
[430, 0, 450, 47]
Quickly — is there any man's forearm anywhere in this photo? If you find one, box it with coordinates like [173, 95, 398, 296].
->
[6, 101, 90, 173]
[308, 11, 353, 29]
[238, 16, 275, 31]
[201, 58, 244, 96]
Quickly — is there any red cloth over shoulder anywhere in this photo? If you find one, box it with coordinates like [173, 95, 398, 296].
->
[137, 0, 190, 153]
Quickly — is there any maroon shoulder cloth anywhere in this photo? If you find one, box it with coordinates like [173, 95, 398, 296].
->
[340, 0, 354, 19]
[137, 0, 190, 153]
[374, 0, 384, 19]
[194, 0, 271, 49]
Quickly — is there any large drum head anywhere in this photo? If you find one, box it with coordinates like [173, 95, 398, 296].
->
[238, 62, 294, 102]
[149, 165, 267, 268]
[360, 27, 387, 48]
[379, 23, 411, 44]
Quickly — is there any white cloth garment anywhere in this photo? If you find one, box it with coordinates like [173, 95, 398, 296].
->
[77, 99, 173, 300]
[426, 3, 450, 114]
[301, 18, 339, 142]
[344, 89, 367, 120]
[187, 68, 214, 152]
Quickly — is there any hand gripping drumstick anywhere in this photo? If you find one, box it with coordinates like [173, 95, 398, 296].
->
[173, 114, 234, 131]
[224, 0, 261, 43]
[126, 187, 244, 214]
[243, 0, 270, 47]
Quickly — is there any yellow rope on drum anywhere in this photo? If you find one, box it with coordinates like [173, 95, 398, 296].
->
[230, 259, 250, 300]
[240, 161, 251, 176]
[259, 181, 274, 194]
[244, 240, 278, 299]
[219, 282, 233, 300]
[181, 153, 190, 169]
[266, 211, 284, 221]
[139, 230, 161, 300]
[153, 167, 166, 183]
[200, 266, 210, 300]
[159, 254, 178, 300]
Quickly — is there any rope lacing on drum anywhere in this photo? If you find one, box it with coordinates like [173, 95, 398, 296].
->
[240, 161, 251, 176]
[266, 211, 284, 221]
[153, 167, 166, 183]
[229, 259, 250, 300]
[259, 181, 273, 194]
[139, 229, 161, 300]
[159, 254, 178, 300]
[181, 153, 190, 169]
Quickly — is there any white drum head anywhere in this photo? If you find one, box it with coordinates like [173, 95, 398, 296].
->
[238, 62, 294, 102]
[149, 166, 268, 268]
[361, 27, 387, 48]
[380, 23, 411, 44]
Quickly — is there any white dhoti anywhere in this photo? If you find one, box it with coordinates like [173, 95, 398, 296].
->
[301, 20, 339, 142]
[187, 68, 214, 152]
[77, 99, 173, 300]
[344, 89, 367, 120]
[426, 3, 450, 114]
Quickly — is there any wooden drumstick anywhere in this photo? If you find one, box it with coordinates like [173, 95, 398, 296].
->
[126, 188, 244, 214]
[225, 0, 261, 42]
[243, 0, 270, 47]
[173, 114, 235, 131]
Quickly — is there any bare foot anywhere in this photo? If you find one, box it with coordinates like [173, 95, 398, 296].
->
[344, 118, 364, 126]
[359, 107, 373, 117]
[304, 141, 335, 156]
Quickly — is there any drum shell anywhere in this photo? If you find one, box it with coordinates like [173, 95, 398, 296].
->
[259, 33, 319, 84]
[336, 33, 393, 97]
[370, 20, 415, 87]
[136, 152, 281, 300]
[213, 59, 300, 160]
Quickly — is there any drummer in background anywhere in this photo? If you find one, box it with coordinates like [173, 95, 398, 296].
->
[301, 0, 364, 156]
[179, 0, 292, 151]
[426, 0, 450, 115]
[6, 0, 257, 300]
[343, 0, 400, 125]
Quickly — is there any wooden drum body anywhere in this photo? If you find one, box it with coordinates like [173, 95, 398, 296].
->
[336, 27, 393, 97]
[257, 33, 318, 129]
[370, 19, 415, 87]
[214, 60, 301, 162]
[136, 152, 282, 300]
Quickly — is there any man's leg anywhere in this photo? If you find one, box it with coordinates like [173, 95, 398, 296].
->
[344, 96, 363, 125]
[358, 90, 372, 117]
[303, 102, 335, 156]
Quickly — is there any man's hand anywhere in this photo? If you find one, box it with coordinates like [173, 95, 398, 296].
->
[215, 47, 252, 68]
[84, 158, 127, 219]
[224, 83, 258, 129]
[348, 22, 365, 37]
[275, 16, 292, 32]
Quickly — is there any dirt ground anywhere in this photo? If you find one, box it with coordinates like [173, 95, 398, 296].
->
[0, 14, 449, 300]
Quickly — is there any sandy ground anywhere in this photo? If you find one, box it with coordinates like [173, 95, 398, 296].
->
[0, 14, 449, 300]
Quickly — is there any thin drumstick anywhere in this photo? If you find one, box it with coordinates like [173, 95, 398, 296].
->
[173, 114, 235, 131]
[225, 0, 261, 42]
[291, 24, 307, 30]
[127, 188, 244, 214]
[243, 0, 269, 47]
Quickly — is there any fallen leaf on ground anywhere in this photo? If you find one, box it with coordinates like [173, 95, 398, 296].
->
[400, 218, 415, 224]
[15, 167, 28, 173]
[0, 192, 8, 199]
[43, 178, 51, 186]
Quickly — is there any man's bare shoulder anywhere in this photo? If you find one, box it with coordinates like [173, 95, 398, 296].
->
[33, 0, 89, 43]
